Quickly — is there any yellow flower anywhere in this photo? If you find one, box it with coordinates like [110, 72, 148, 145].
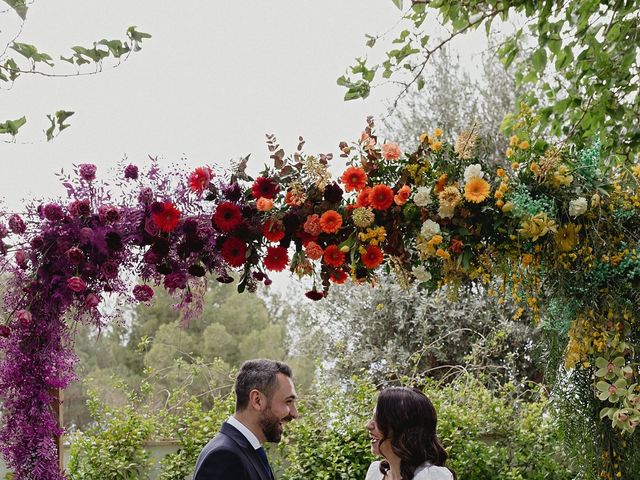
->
[495, 199, 504, 208]
[494, 190, 504, 199]
[506, 148, 514, 158]
[518, 140, 530, 150]
[551, 164, 574, 188]
[511, 161, 519, 169]
[530, 162, 540, 175]
[438, 185, 462, 218]
[496, 168, 506, 178]
[632, 164, 640, 177]
[518, 212, 557, 241]
[419, 132, 430, 144]
[352, 207, 375, 229]
[433, 128, 443, 137]
[430, 140, 443, 152]
[501, 201, 514, 213]
[430, 234, 443, 245]
[509, 135, 519, 147]
[464, 177, 491, 203]
[522, 253, 533, 266]
[436, 248, 450, 260]
[554, 223, 581, 252]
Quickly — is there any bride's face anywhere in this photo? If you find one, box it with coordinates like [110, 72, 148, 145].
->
[366, 409, 390, 458]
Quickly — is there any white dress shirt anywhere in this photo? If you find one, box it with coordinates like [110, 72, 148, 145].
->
[365, 460, 454, 480]
[227, 415, 262, 450]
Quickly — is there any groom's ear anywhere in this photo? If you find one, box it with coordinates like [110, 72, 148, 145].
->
[248, 389, 266, 411]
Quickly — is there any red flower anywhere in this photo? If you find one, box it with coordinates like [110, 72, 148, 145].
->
[322, 245, 345, 267]
[152, 202, 181, 233]
[213, 202, 243, 232]
[67, 276, 87, 293]
[133, 285, 154, 302]
[450, 238, 464, 254]
[305, 289, 325, 301]
[370, 184, 394, 211]
[221, 237, 248, 267]
[252, 176, 280, 199]
[330, 269, 349, 284]
[189, 166, 214, 194]
[263, 218, 286, 243]
[361, 244, 384, 269]
[319, 210, 343, 234]
[356, 187, 372, 208]
[341, 166, 368, 192]
[264, 246, 289, 271]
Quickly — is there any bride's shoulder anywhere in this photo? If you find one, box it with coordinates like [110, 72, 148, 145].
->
[414, 464, 454, 480]
[365, 461, 383, 480]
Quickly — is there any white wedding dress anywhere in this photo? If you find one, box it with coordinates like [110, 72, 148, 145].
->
[365, 461, 453, 480]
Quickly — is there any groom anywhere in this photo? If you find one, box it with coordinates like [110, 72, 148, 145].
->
[193, 359, 298, 480]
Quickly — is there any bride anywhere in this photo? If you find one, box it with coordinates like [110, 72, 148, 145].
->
[365, 387, 455, 480]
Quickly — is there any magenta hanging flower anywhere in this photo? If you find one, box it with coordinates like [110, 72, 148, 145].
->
[124, 164, 139, 180]
[15, 309, 32, 326]
[66, 247, 84, 265]
[84, 293, 100, 308]
[0, 324, 10, 337]
[133, 284, 154, 302]
[43, 203, 64, 221]
[67, 276, 87, 293]
[79, 163, 97, 181]
[8, 214, 26, 234]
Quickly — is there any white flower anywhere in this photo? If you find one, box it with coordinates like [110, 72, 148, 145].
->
[413, 186, 432, 207]
[420, 219, 441, 238]
[438, 204, 456, 219]
[569, 197, 588, 217]
[464, 164, 485, 183]
[412, 265, 432, 282]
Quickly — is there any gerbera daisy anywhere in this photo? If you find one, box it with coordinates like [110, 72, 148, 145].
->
[252, 176, 280, 199]
[322, 245, 345, 267]
[264, 246, 289, 271]
[369, 184, 394, 211]
[356, 187, 372, 208]
[263, 218, 285, 243]
[341, 166, 368, 192]
[464, 177, 491, 203]
[213, 201, 243, 232]
[189, 166, 214, 194]
[319, 210, 343, 234]
[330, 269, 349, 284]
[361, 244, 384, 269]
[221, 237, 247, 267]
[152, 202, 181, 233]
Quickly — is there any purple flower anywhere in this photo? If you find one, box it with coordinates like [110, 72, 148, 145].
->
[222, 182, 242, 201]
[0, 222, 8, 238]
[69, 198, 92, 217]
[0, 324, 10, 337]
[8, 214, 26, 234]
[164, 272, 187, 291]
[79, 163, 97, 181]
[30, 235, 45, 250]
[43, 203, 64, 221]
[14, 249, 28, 268]
[133, 284, 154, 302]
[99, 205, 120, 223]
[323, 182, 344, 204]
[67, 276, 87, 292]
[79, 227, 94, 244]
[124, 164, 139, 180]
[66, 247, 84, 265]
[101, 260, 119, 279]
[15, 309, 32, 326]
[138, 187, 154, 204]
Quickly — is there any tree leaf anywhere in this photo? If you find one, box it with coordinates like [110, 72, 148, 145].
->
[2, 0, 27, 20]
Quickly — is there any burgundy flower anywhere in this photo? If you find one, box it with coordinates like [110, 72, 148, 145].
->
[69, 199, 91, 217]
[305, 289, 325, 301]
[251, 176, 279, 199]
[0, 222, 8, 238]
[143, 250, 161, 264]
[0, 324, 10, 337]
[183, 218, 199, 235]
[188, 264, 206, 277]
[124, 164, 139, 180]
[101, 260, 119, 279]
[15, 309, 32, 326]
[133, 284, 154, 302]
[164, 272, 187, 291]
[30, 236, 45, 250]
[8, 214, 26, 234]
[221, 237, 247, 267]
[67, 276, 87, 292]
[213, 202, 243, 232]
[79, 227, 94, 244]
[84, 293, 100, 308]
[79, 163, 97, 181]
[66, 247, 84, 265]
[323, 183, 344, 204]
[138, 187, 154, 204]
[43, 203, 64, 221]
[222, 182, 242, 201]
[14, 249, 28, 268]
[216, 274, 234, 283]
[105, 231, 123, 251]
[99, 205, 120, 223]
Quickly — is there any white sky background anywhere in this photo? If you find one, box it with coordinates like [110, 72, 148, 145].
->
[1, 0, 491, 290]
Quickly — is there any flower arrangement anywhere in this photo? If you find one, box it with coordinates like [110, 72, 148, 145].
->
[0, 106, 639, 478]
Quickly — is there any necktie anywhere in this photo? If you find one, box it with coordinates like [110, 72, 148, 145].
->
[256, 446, 272, 478]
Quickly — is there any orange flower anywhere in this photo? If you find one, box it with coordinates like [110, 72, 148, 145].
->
[464, 177, 491, 203]
[382, 143, 402, 160]
[256, 197, 274, 211]
[434, 174, 448, 194]
[319, 210, 343, 234]
[361, 244, 384, 269]
[305, 241, 324, 261]
[450, 239, 464, 254]
[263, 218, 285, 243]
[356, 187, 372, 208]
[303, 214, 323, 236]
[394, 185, 411, 206]
[323, 245, 345, 267]
[341, 166, 368, 192]
[369, 184, 394, 211]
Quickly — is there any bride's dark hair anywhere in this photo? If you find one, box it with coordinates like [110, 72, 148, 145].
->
[376, 387, 455, 480]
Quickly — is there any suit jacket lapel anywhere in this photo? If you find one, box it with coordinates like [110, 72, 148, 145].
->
[220, 422, 271, 480]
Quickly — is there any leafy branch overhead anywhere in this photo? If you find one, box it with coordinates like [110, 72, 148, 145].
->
[1, 0, 150, 140]
[341, 0, 640, 155]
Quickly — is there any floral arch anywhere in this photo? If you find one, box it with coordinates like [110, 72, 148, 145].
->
[0, 110, 639, 479]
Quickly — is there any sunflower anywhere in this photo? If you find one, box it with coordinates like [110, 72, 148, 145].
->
[463, 177, 491, 203]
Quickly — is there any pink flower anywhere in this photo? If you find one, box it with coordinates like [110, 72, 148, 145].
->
[14, 250, 28, 268]
[67, 276, 87, 293]
[133, 284, 154, 302]
[16, 310, 32, 327]
[382, 142, 402, 160]
[98, 205, 120, 223]
[66, 247, 84, 265]
[79, 163, 97, 181]
[84, 293, 100, 308]
[0, 325, 10, 337]
[8, 214, 26, 234]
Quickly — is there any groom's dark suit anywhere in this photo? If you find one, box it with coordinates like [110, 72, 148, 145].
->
[193, 422, 274, 480]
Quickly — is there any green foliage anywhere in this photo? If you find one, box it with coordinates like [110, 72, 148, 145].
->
[344, 1, 640, 155]
[67, 388, 156, 480]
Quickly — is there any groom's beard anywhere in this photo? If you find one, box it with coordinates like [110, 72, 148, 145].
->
[259, 406, 291, 443]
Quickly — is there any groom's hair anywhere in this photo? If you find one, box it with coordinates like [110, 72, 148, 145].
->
[235, 359, 292, 411]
